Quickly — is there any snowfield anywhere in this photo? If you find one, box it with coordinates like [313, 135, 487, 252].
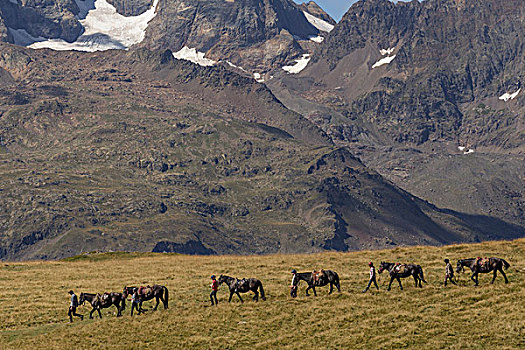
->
[499, 89, 521, 102]
[380, 47, 395, 56]
[172, 46, 216, 67]
[308, 35, 324, 43]
[303, 11, 334, 32]
[372, 55, 396, 68]
[10, 0, 159, 52]
[283, 54, 311, 74]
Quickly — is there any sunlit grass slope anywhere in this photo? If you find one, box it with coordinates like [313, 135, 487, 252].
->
[0, 239, 523, 349]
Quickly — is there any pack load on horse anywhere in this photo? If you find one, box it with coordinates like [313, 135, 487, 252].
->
[79, 291, 126, 318]
[290, 269, 340, 297]
[378, 262, 427, 291]
[218, 275, 266, 303]
[394, 263, 407, 274]
[456, 257, 510, 286]
[123, 284, 169, 313]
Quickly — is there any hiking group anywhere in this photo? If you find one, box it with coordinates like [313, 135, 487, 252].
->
[67, 256, 510, 321]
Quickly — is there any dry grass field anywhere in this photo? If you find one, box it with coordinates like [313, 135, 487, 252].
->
[0, 239, 523, 349]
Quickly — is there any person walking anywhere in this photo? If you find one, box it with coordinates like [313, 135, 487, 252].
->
[68, 290, 83, 323]
[210, 275, 219, 306]
[362, 262, 379, 293]
[130, 288, 142, 316]
[444, 259, 456, 286]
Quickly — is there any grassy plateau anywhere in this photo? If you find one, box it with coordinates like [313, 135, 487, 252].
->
[0, 239, 523, 349]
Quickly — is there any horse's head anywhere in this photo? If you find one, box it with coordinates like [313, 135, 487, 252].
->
[378, 261, 386, 274]
[456, 260, 464, 273]
[217, 275, 227, 285]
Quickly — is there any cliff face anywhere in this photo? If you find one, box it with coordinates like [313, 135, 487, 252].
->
[311, 0, 524, 148]
[139, 0, 323, 71]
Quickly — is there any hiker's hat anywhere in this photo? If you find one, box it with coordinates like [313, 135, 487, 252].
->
[369, 262, 373, 266]
[291, 269, 297, 274]
[211, 275, 216, 279]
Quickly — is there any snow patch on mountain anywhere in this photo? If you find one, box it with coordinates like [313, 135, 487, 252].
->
[253, 73, 265, 83]
[173, 46, 216, 67]
[10, 0, 158, 52]
[225, 61, 247, 72]
[380, 47, 395, 56]
[372, 54, 396, 68]
[283, 54, 311, 74]
[303, 11, 334, 32]
[308, 35, 324, 43]
[499, 88, 521, 102]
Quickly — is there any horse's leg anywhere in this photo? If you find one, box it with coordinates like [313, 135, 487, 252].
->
[312, 286, 317, 297]
[97, 308, 102, 319]
[153, 296, 160, 311]
[305, 285, 311, 296]
[328, 282, 333, 295]
[236, 292, 244, 303]
[228, 291, 233, 303]
[387, 276, 394, 291]
[491, 269, 497, 284]
[413, 274, 418, 287]
[471, 272, 477, 285]
[89, 308, 94, 319]
[253, 290, 259, 302]
[397, 277, 403, 290]
[500, 268, 509, 284]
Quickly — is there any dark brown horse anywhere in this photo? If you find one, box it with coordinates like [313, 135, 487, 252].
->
[79, 292, 126, 318]
[456, 257, 510, 286]
[290, 270, 340, 298]
[217, 275, 266, 303]
[378, 262, 427, 291]
[123, 285, 169, 311]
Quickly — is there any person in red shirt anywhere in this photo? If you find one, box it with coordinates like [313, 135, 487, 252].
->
[210, 275, 219, 306]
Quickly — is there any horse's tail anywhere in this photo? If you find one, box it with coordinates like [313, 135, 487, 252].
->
[501, 259, 510, 270]
[259, 281, 266, 301]
[163, 286, 169, 308]
[419, 265, 427, 283]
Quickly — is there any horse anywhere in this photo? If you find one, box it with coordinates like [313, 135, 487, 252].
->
[456, 257, 510, 286]
[378, 262, 427, 291]
[290, 270, 340, 297]
[79, 292, 126, 318]
[217, 275, 266, 303]
[123, 285, 169, 312]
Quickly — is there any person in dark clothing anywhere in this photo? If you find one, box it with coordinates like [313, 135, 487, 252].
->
[362, 262, 379, 293]
[444, 259, 456, 286]
[68, 290, 83, 322]
[210, 275, 219, 306]
[130, 288, 142, 316]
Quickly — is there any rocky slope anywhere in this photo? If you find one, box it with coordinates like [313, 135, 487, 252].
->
[268, 0, 524, 229]
[1, 43, 521, 260]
